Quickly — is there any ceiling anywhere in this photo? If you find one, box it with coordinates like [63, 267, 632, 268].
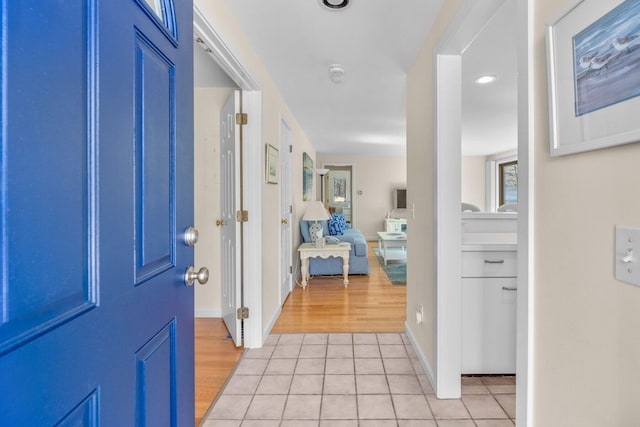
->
[219, 0, 517, 157]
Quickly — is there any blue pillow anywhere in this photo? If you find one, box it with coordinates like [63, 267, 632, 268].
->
[328, 213, 347, 236]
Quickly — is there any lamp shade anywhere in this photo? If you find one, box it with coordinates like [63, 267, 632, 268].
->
[303, 201, 330, 221]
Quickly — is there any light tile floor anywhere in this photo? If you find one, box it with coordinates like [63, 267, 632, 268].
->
[202, 333, 515, 427]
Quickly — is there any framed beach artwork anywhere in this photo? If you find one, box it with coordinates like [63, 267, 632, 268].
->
[265, 144, 278, 184]
[546, 0, 640, 156]
[302, 152, 313, 201]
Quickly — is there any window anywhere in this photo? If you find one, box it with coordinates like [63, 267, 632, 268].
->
[498, 160, 518, 206]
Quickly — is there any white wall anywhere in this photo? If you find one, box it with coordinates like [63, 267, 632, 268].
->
[461, 155, 486, 211]
[318, 155, 406, 240]
[531, 1, 640, 425]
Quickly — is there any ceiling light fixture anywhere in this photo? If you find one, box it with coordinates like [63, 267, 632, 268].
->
[474, 74, 497, 85]
[320, 0, 350, 10]
[328, 64, 345, 84]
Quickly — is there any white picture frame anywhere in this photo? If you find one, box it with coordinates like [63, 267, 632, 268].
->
[546, 0, 640, 156]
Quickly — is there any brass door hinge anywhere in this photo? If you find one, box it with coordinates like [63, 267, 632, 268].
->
[237, 307, 249, 320]
[235, 113, 248, 125]
[236, 210, 249, 222]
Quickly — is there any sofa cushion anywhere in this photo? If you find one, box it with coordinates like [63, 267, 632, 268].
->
[328, 213, 347, 235]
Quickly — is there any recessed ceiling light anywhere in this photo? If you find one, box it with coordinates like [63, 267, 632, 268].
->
[475, 75, 497, 85]
[320, 0, 350, 10]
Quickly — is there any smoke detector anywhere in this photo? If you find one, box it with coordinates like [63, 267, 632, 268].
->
[328, 64, 345, 84]
[320, 0, 350, 10]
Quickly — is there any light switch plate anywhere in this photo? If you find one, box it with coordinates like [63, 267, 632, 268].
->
[615, 226, 640, 287]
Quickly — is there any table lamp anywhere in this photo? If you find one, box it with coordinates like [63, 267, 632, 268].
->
[303, 201, 330, 247]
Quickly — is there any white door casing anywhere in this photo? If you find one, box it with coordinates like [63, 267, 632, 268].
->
[280, 117, 293, 305]
[220, 91, 242, 347]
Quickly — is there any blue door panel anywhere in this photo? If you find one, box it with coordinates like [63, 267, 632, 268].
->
[0, 0, 97, 355]
[135, 33, 176, 284]
[0, 0, 194, 424]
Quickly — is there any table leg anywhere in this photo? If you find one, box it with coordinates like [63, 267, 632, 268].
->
[301, 256, 309, 289]
[342, 253, 350, 287]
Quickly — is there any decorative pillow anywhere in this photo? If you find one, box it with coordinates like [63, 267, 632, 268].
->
[328, 213, 347, 236]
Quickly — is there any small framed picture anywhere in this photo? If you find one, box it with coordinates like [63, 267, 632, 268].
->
[266, 144, 279, 184]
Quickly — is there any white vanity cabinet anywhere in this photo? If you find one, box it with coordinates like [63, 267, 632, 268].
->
[461, 246, 517, 374]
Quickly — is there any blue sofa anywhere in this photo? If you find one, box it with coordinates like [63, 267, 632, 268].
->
[300, 220, 370, 275]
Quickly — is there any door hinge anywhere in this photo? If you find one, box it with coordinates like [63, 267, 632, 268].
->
[236, 210, 249, 222]
[289, 266, 293, 274]
[237, 307, 249, 320]
[289, 144, 293, 153]
[289, 205, 293, 214]
[236, 113, 248, 125]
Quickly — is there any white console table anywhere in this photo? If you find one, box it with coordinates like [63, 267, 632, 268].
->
[298, 242, 351, 289]
[384, 217, 407, 233]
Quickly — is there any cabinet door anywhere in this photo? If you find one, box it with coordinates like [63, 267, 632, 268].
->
[462, 278, 517, 374]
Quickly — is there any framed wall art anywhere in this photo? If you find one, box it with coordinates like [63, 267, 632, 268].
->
[302, 152, 313, 201]
[265, 144, 278, 184]
[546, 0, 640, 156]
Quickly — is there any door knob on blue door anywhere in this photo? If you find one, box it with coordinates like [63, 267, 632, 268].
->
[185, 266, 209, 286]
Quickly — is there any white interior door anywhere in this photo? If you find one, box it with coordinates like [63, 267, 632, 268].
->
[280, 118, 293, 305]
[220, 91, 242, 346]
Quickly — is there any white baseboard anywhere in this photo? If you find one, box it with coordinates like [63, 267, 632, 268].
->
[195, 308, 222, 318]
[263, 305, 282, 343]
[404, 322, 437, 392]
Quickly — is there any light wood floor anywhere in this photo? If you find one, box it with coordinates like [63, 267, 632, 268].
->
[194, 241, 407, 424]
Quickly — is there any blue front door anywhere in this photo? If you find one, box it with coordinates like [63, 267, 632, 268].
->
[0, 0, 194, 425]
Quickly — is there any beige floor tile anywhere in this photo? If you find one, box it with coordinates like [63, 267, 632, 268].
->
[300, 344, 327, 358]
[272, 344, 301, 359]
[486, 384, 516, 394]
[474, 420, 515, 427]
[244, 395, 287, 419]
[359, 420, 398, 427]
[480, 376, 515, 386]
[379, 344, 408, 358]
[207, 395, 252, 420]
[494, 393, 516, 419]
[265, 358, 297, 375]
[426, 395, 470, 419]
[234, 358, 269, 375]
[282, 394, 322, 419]
[353, 333, 379, 344]
[303, 333, 329, 344]
[222, 375, 261, 395]
[355, 358, 385, 375]
[324, 374, 356, 394]
[263, 334, 280, 346]
[327, 344, 354, 358]
[319, 420, 358, 427]
[201, 419, 241, 427]
[387, 375, 423, 394]
[296, 358, 326, 374]
[398, 421, 437, 427]
[240, 421, 280, 427]
[244, 346, 275, 359]
[357, 395, 396, 419]
[281, 420, 320, 427]
[376, 333, 403, 344]
[329, 333, 353, 344]
[354, 344, 381, 358]
[383, 358, 415, 375]
[255, 375, 292, 394]
[418, 375, 435, 395]
[278, 333, 305, 345]
[356, 375, 389, 394]
[435, 420, 476, 427]
[325, 358, 355, 374]
[321, 395, 358, 420]
[461, 382, 490, 395]
[462, 395, 508, 419]
[290, 374, 324, 394]
[392, 394, 432, 419]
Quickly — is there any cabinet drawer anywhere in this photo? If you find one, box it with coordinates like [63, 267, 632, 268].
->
[462, 251, 517, 277]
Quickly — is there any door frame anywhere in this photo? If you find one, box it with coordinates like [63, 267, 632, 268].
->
[321, 162, 356, 227]
[193, 6, 263, 348]
[434, 0, 532, 424]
